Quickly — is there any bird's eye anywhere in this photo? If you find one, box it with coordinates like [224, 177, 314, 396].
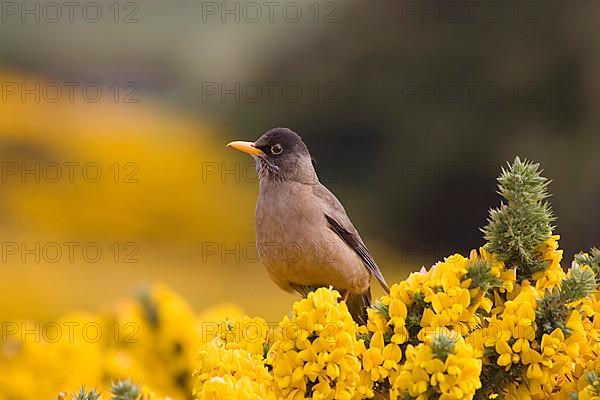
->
[271, 144, 283, 155]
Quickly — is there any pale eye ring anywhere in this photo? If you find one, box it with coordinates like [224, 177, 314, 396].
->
[271, 144, 283, 155]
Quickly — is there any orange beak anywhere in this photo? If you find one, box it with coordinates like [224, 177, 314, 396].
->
[226, 141, 266, 157]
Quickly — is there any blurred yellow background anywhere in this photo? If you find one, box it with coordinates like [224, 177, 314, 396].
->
[0, 69, 406, 325]
[0, 69, 408, 399]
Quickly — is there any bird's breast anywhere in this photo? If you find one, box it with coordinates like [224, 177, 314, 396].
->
[254, 181, 369, 294]
[255, 181, 324, 261]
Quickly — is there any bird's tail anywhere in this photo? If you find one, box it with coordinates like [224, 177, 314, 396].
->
[346, 288, 371, 326]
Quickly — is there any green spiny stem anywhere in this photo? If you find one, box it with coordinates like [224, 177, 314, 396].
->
[536, 264, 597, 340]
[111, 380, 141, 400]
[74, 387, 101, 400]
[574, 247, 600, 277]
[431, 332, 456, 362]
[466, 259, 503, 294]
[483, 157, 555, 281]
[560, 264, 597, 303]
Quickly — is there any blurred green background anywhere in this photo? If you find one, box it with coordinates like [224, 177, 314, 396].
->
[0, 0, 598, 322]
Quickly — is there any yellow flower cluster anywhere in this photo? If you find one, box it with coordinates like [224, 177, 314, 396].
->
[194, 289, 364, 399]
[358, 330, 401, 398]
[468, 237, 600, 400]
[0, 284, 241, 400]
[269, 289, 363, 399]
[558, 260, 600, 400]
[4, 236, 600, 400]
[364, 249, 514, 347]
[393, 332, 482, 399]
[193, 316, 275, 399]
[532, 235, 567, 291]
[354, 249, 511, 398]
[191, 236, 600, 399]
[471, 282, 579, 398]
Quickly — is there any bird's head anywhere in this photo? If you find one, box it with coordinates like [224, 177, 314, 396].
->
[227, 127, 317, 184]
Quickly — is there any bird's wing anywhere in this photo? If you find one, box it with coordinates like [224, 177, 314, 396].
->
[312, 183, 390, 293]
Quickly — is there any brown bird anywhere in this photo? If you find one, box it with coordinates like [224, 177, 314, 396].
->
[226, 127, 389, 324]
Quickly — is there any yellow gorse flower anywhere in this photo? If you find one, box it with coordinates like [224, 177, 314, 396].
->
[533, 235, 566, 291]
[267, 288, 363, 400]
[392, 331, 482, 400]
[193, 337, 274, 399]
[5, 233, 600, 400]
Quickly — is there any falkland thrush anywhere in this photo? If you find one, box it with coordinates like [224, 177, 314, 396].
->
[226, 127, 390, 324]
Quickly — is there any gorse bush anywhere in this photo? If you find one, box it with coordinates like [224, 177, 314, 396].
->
[7, 157, 599, 400]
[189, 157, 600, 399]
